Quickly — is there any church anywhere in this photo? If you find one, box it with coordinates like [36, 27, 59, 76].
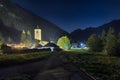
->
[7, 25, 49, 49]
[34, 25, 48, 46]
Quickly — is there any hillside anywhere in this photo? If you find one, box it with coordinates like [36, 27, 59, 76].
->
[70, 20, 120, 42]
[0, 0, 68, 43]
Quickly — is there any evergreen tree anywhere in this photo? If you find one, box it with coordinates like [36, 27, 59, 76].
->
[57, 36, 70, 50]
[101, 30, 106, 44]
[117, 32, 120, 46]
[87, 34, 103, 52]
[21, 30, 26, 44]
[105, 27, 117, 55]
[21, 30, 26, 46]
[26, 30, 32, 47]
[101, 29, 106, 50]
[7, 37, 12, 44]
[27, 30, 32, 41]
[0, 39, 3, 49]
[117, 32, 120, 56]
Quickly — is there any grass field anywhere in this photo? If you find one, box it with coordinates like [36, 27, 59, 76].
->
[67, 51, 120, 80]
[0, 51, 53, 68]
[67, 49, 90, 54]
[0, 49, 120, 80]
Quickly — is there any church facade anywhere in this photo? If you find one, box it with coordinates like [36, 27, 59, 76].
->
[34, 26, 48, 46]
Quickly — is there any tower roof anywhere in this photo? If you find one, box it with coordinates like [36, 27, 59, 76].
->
[36, 25, 40, 29]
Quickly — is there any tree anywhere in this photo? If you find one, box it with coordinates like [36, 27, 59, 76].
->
[101, 30, 106, 44]
[101, 30, 106, 50]
[0, 39, 3, 49]
[87, 34, 103, 52]
[25, 30, 32, 47]
[21, 30, 26, 44]
[26, 30, 32, 41]
[57, 36, 70, 50]
[21, 30, 32, 48]
[116, 32, 120, 56]
[105, 27, 117, 55]
[117, 32, 120, 45]
[7, 37, 12, 44]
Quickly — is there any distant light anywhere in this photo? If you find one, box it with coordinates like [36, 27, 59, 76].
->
[81, 43, 84, 46]
[80, 42, 86, 48]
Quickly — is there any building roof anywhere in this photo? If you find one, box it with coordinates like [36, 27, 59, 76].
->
[44, 43, 59, 48]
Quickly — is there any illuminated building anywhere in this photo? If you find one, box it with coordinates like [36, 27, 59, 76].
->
[34, 25, 48, 46]
[7, 25, 49, 49]
[34, 25, 41, 41]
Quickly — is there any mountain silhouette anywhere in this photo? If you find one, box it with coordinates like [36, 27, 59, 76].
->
[0, 0, 68, 43]
[70, 20, 120, 42]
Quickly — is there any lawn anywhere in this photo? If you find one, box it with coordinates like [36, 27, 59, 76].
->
[0, 51, 58, 80]
[67, 52, 120, 80]
[67, 49, 90, 53]
[0, 51, 53, 68]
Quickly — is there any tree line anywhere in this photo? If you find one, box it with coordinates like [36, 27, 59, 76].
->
[87, 27, 120, 56]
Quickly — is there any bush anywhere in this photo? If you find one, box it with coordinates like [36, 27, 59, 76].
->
[57, 36, 71, 50]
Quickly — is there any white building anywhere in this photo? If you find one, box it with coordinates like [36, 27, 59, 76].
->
[34, 25, 48, 46]
[34, 25, 41, 41]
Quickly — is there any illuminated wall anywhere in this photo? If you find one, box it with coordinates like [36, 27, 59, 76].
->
[34, 28, 41, 41]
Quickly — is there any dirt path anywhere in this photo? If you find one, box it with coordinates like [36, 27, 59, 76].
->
[0, 52, 95, 80]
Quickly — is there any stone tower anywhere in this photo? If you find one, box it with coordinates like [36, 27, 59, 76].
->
[34, 25, 41, 41]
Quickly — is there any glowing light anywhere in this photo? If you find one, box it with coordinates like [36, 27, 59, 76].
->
[39, 41, 48, 46]
[80, 42, 86, 48]
[34, 26, 41, 41]
[7, 43, 26, 49]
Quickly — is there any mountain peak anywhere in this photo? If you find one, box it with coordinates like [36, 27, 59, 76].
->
[70, 19, 120, 42]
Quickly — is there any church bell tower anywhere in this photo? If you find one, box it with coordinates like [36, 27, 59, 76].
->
[34, 25, 41, 41]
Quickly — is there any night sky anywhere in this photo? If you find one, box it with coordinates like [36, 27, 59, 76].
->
[11, 0, 120, 32]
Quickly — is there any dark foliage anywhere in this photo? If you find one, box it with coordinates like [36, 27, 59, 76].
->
[87, 27, 120, 56]
[105, 27, 118, 56]
[116, 33, 120, 56]
[87, 34, 103, 52]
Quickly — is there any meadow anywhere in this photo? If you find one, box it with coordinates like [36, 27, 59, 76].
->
[0, 51, 52, 68]
[0, 49, 120, 80]
[67, 49, 120, 80]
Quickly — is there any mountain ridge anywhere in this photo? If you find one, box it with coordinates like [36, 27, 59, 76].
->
[0, 0, 68, 43]
[70, 19, 120, 42]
